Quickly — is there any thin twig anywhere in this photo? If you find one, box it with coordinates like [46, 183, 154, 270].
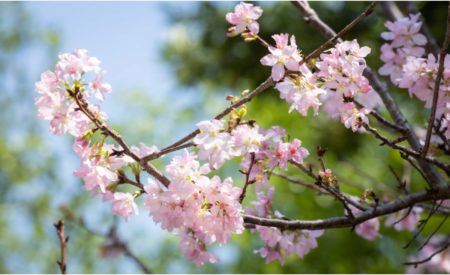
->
[404, 242, 450, 267]
[240, 153, 256, 203]
[418, 215, 449, 251]
[142, 142, 195, 162]
[364, 125, 450, 175]
[288, 160, 367, 211]
[54, 220, 68, 274]
[299, 1, 378, 62]
[404, 200, 444, 249]
[423, 2, 450, 157]
[61, 208, 152, 274]
[272, 171, 328, 195]
[354, 100, 405, 133]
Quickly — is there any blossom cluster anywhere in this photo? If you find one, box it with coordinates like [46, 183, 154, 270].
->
[246, 186, 324, 265]
[226, 6, 381, 133]
[193, 120, 309, 172]
[379, 13, 450, 141]
[379, 13, 427, 85]
[35, 49, 155, 221]
[144, 151, 243, 266]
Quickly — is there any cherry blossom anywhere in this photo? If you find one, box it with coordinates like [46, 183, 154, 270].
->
[230, 124, 264, 155]
[111, 192, 139, 221]
[347, 205, 380, 241]
[260, 33, 302, 81]
[225, 2, 263, 35]
[275, 72, 326, 116]
[193, 119, 233, 169]
[385, 206, 422, 232]
[379, 14, 427, 84]
[406, 235, 450, 274]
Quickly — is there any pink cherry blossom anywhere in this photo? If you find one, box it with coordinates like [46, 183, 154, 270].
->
[379, 14, 427, 85]
[225, 2, 263, 34]
[341, 104, 370, 133]
[230, 124, 263, 155]
[406, 235, 450, 273]
[131, 143, 159, 158]
[89, 70, 112, 101]
[56, 48, 100, 82]
[111, 192, 138, 221]
[179, 229, 219, 267]
[193, 119, 233, 169]
[385, 206, 422, 232]
[260, 34, 302, 81]
[292, 230, 324, 258]
[355, 217, 380, 241]
[251, 187, 274, 217]
[381, 13, 427, 48]
[275, 73, 326, 116]
[347, 205, 380, 241]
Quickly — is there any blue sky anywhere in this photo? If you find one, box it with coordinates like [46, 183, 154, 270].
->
[28, 2, 174, 97]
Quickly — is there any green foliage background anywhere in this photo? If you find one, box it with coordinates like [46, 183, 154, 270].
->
[0, 1, 448, 273]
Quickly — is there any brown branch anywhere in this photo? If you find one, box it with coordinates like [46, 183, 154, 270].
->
[403, 200, 444, 249]
[354, 100, 406, 133]
[297, 1, 378, 62]
[61, 208, 152, 274]
[272, 171, 328, 195]
[243, 185, 450, 230]
[418, 215, 448, 251]
[54, 220, 68, 274]
[142, 142, 195, 162]
[404, 242, 450, 267]
[239, 153, 256, 203]
[288, 160, 367, 211]
[364, 125, 450, 175]
[291, 1, 341, 42]
[118, 171, 145, 191]
[422, 2, 450, 157]
[71, 89, 170, 187]
[291, 0, 445, 189]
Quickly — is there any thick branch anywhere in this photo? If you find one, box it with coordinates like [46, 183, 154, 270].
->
[244, 185, 450, 230]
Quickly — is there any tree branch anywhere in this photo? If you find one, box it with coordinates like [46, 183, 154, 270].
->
[54, 220, 68, 274]
[71, 88, 170, 187]
[243, 185, 450, 230]
[60, 208, 152, 274]
[422, 2, 450, 157]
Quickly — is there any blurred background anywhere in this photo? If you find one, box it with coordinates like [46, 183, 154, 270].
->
[0, 1, 448, 273]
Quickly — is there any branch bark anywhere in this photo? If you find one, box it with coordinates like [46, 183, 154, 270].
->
[54, 220, 68, 274]
[244, 185, 450, 230]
